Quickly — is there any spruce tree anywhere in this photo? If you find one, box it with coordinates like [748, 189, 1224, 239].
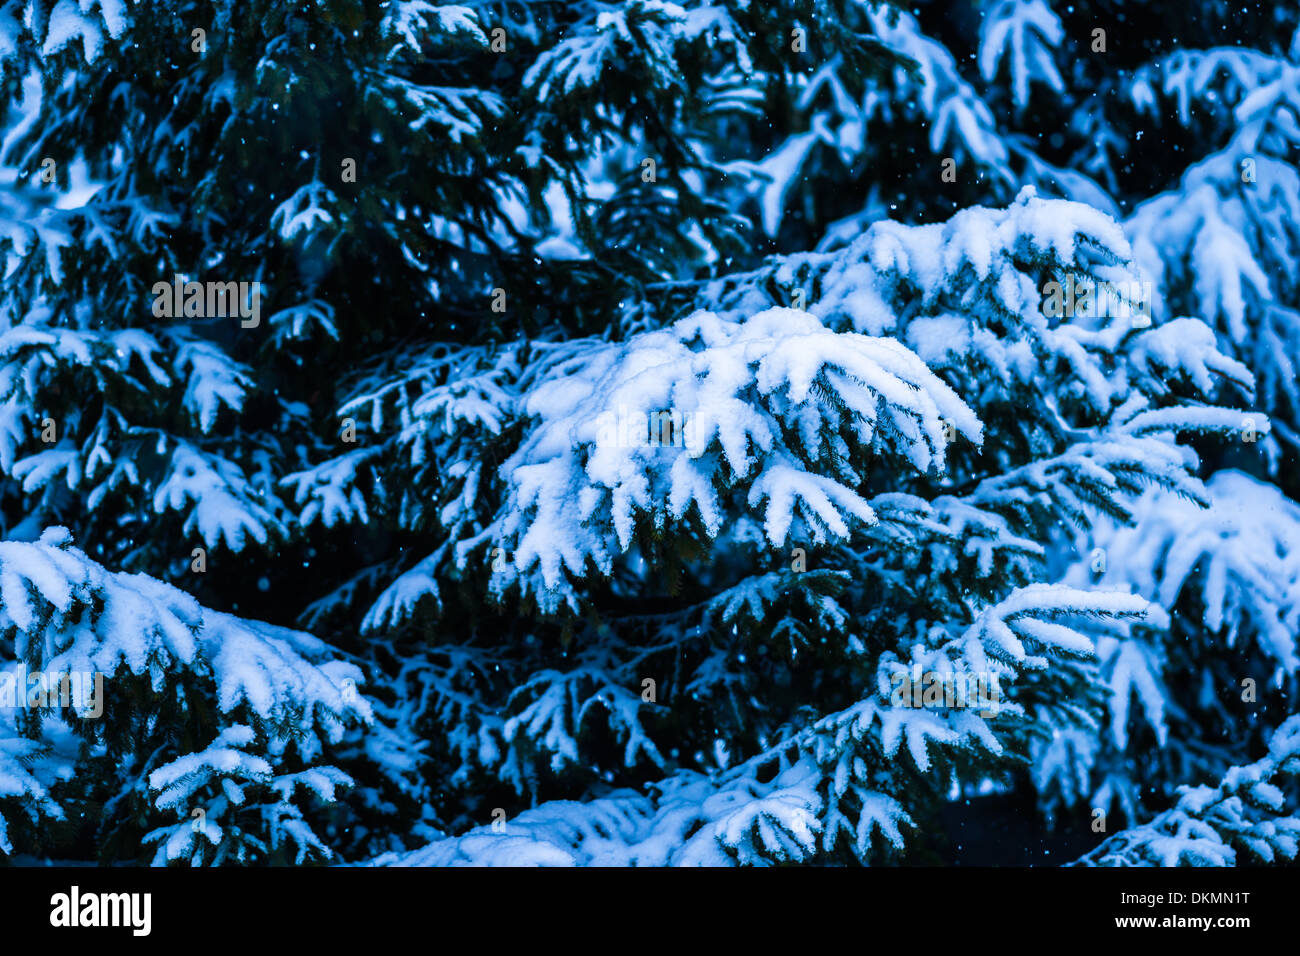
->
[0, 0, 1295, 867]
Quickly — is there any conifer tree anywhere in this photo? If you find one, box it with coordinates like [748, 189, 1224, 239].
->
[0, 0, 1295, 867]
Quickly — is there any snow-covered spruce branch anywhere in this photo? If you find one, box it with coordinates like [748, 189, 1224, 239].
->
[373, 584, 1160, 865]
[0, 527, 371, 863]
[1038, 470, 1300, 825]
[1071, 716, 1300, 866]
